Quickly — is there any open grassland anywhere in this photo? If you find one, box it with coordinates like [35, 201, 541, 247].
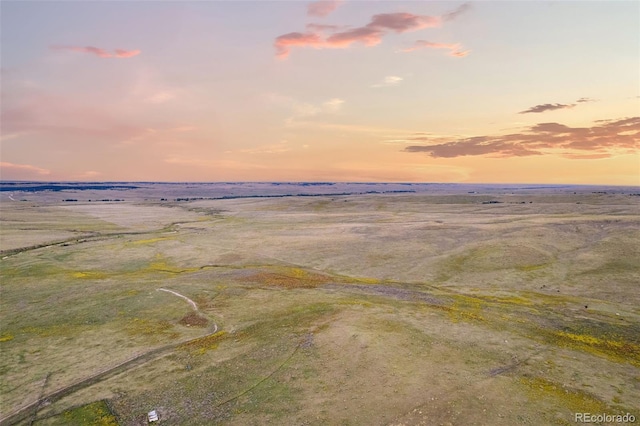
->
[1, 193, 639, 425]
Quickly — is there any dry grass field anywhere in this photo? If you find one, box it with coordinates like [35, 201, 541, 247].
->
[1, 191, 639, 425]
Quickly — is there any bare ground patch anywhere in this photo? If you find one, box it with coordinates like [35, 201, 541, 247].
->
[178, 312, 209, 328]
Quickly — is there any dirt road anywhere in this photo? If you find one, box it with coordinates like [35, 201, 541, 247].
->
[157, 288, 198, 311]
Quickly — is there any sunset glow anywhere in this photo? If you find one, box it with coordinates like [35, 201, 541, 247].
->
[1, 1, 638, 184]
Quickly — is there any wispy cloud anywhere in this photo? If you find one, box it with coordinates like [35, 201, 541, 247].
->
[51, 45, 112, 58]
[239, 140, 291, 154]
[71, 170, 102, 179]
[0, 161, 51, 179]
[368, 12, 440, 32]
[0, 132, 22, 142]
[285, 120, 407, 135]
[1, 95, 146, 141]
[265, 93, 345, 124]
[275, 5, 465, 58]
[372, 75, 403, 88]
[114, 49, 141, 58]
[519, 98, 597, 114]
[50, 45, 141, 58]
[403, 117, 640, 158]
[129, 67, 184, 105]
[401, 40, 469, 57]
[145, 91, 176, 104]
[442, 3, 471, 22]
[308, 0, 343, 17]
[323, 98, 345, 112]
[450, 50, 470, 58]
[519, 103, 575, 114]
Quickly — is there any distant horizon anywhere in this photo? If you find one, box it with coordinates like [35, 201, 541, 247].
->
[1, 180, 638, 188]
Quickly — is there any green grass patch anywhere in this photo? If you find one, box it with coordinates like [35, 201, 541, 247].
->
[437, 244, 551, 280]
[123, 318, 177, 340]
[233, 302, 337, 344]
[516, 263, 549, 272]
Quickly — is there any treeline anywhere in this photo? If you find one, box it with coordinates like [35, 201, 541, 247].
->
[170, 190, 415, 202]
[62, 199, 125, 202]
[1, 184, 138, 192]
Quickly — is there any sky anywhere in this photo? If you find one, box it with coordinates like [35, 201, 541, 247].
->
[1, 0, 638, 184]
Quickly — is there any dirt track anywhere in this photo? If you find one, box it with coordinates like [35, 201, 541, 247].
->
[0, 289, 219, 426]
[0, 328, 224, 426]
[157, 288, 198, 311]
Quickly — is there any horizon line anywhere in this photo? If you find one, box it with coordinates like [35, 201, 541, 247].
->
[1, 180, 638, 188]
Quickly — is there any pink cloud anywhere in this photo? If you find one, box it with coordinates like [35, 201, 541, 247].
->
[325, 27, 385, 47]
[368, 13, 440, 32]
[50, 45, 141, 58]
[275, 32, 325, 58]
[274, 0, 471, 58]
[275, 12, 439, 58]
[450, 49, 470, 57]
[402, 40, 470, 57]
[114, 49, 141, 58]
[275, 27, 384, 58]
[403, 117, 640, 158]
[308, 0, 343, 18]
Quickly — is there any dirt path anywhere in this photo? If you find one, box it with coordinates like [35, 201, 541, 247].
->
[157, 288, 198, 311]
[157, 288, 218, 333]
[0, 339, 189, 425]
[0, 219, 204, 257]
[0, 288, 220, 425]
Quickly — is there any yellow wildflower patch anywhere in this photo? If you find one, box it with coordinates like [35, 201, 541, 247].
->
[72, 271, 107, 279]
[129, 236, 172, 245]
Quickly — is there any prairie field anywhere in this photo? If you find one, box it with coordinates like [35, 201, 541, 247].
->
[1, 190, 639, 425]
